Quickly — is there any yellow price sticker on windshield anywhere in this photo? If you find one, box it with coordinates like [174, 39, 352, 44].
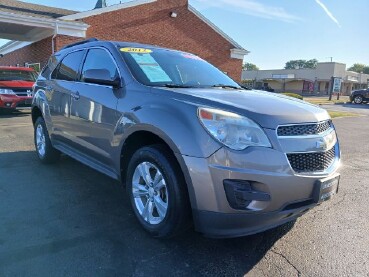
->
[120, 47, 152, 53]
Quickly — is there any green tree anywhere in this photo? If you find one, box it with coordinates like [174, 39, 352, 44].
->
[348, 63, 369, 74]
[285, 59, 318, 69]
[243, 62, 259, 71]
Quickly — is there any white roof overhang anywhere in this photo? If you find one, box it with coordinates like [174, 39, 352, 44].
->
[0, 11, 89, 54]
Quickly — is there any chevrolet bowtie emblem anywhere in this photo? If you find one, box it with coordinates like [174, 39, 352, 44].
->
[316, 139, 327, 150]
[316, 131, 336, 150]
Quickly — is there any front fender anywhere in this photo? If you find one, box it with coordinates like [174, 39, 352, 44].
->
[115, 98, 221, 158]
[32, 88, 53, 131]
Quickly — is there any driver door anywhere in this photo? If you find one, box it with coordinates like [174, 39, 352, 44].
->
[68, 47, 121, 167]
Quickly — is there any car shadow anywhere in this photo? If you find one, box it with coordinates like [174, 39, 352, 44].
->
[0, 109, 31, 119]
[340, 103, 369, 109]
[0, 150, 295, 276]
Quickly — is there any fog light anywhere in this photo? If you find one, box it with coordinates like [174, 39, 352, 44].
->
[223, 180, 271, 210]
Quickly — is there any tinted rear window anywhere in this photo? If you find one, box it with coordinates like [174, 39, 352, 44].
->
[52, 50, 85, 81]
[0, 70, 37, 82]
[40, 56, 58, 79]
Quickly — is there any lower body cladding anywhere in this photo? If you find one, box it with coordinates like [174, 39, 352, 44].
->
[183, 146, 340, 238]
[0, 95, 32, 110]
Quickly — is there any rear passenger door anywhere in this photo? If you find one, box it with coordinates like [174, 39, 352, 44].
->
[48, 50, 85, 143]
[68, 47, 121, 168]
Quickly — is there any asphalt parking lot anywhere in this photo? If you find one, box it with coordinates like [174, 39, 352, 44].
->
[321, 103, 369, 116]
[0, 110, 368, 277]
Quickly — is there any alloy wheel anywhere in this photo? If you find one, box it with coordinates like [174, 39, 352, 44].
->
[132, 162, 169, 225]
[36, 124, 46, 157]
[354, 95, 363, 104]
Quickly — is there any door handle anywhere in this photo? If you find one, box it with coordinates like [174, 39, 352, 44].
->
[71, 91, 80, 100]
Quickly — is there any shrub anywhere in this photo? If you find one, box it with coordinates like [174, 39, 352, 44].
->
[281, 92, 303, 100]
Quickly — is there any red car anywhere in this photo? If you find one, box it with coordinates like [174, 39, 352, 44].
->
[0, 66, 37, 111]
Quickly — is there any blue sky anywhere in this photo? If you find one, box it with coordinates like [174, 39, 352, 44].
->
[1, 0, 367, 69]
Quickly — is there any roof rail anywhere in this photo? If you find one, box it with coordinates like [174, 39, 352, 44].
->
[61, 38, 99, 50]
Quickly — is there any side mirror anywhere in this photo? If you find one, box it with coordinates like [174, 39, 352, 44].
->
[83, 69, 120, 88]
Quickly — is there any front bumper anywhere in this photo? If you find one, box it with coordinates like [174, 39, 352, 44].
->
[183, 145, 340, 238]
[0, 95, 33, 109]
[194, 206, 313, 238]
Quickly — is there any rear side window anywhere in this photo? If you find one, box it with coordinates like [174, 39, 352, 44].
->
[41, 56, 58, 79]
[52, 50, 84, 81]
[81, 48, 118, 81]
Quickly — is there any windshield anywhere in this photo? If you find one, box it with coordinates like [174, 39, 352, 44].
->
[119, 47, 241, 88]
[0, 70, 37, 82]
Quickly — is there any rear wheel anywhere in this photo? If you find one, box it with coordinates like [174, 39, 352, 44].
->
[353, 95, 363, 104]
[126, 145, 191, 238]
[34, 117, 60, 163]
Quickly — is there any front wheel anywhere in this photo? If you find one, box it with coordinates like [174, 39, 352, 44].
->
[126, 145, 191, 238]
[353, 95, 363, 104]
[34, 117, 60, 163]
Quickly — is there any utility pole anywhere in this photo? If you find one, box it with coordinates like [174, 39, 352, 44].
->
[327, 57, 333, 62]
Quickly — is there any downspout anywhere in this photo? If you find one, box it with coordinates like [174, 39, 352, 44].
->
[51, 22, 59, 53]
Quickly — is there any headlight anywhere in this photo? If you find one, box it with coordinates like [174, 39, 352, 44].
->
[198, 107, 271, 150]
[0, 89, 15, 95]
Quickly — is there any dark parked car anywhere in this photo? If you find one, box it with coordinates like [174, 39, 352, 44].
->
[32, 39, 341, 238]
[350, 88, 369, 104]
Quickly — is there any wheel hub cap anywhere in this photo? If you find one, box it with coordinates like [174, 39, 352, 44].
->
[36, 124, 46, 157]
[148, 187, 155, 198]
[132, 162, 168, 225]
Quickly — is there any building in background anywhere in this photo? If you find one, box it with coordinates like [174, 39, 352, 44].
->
[242, 62, 369, 95]
[0, 0, 248, 80]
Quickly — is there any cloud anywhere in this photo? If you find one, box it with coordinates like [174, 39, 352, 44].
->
[314, 0, 341, 27]
[194, 0, 301, 23]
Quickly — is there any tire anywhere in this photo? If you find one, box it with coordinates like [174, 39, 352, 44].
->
[353, 95, 363, 104]
[126, 144, 191, 238]
[34, 117, 60, 163]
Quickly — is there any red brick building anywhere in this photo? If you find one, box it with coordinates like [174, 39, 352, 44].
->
[0, 0, 248, 80]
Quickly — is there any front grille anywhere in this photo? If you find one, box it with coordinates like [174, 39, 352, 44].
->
[11, 87, 33, 97]
[11, 88, 32, 92]
[287, 146, 336, 172]
[278, 121, 332, 136]
[17, 99, 32, 108]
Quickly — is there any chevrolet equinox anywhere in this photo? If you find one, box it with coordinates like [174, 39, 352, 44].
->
[32, 39, 341, 238]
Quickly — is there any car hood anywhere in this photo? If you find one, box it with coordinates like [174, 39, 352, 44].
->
[162, 88, 330, 129]
[0, 80, 34, 88]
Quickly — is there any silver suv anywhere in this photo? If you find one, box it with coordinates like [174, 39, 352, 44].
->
[32, 39, 341, 238]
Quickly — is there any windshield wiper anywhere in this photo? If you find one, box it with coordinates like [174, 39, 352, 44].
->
[161, 84, 194, 88]
[211, 84, 241, 90]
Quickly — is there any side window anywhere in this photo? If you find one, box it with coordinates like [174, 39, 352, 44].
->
[81, 48, 118, 81]
[51, 50, 85, 81]
[40, 57, 54, 79]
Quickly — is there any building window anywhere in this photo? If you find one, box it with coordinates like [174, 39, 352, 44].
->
[303, 80, 314, 93]
[25, 63, 41, 73]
